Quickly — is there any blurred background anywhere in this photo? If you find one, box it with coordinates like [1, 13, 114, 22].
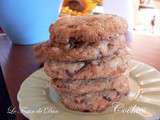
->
[134, 0, 160, 35]
[1, 1, 160, 120]
[1, 0, 160, 36]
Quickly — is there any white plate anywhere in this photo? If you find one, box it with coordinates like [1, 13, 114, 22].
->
[18, 60, 160, 120]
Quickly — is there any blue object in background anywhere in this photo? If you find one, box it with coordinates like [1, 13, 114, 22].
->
[0, 0, 62, 45]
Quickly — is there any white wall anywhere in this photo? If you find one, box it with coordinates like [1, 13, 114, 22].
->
[103, 0, 134, 31]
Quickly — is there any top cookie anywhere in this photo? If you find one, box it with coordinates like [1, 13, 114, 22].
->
[50, 14, 128, 44]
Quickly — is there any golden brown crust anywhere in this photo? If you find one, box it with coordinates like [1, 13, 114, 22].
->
[33, 14, 130, 113]
[60, 90, 121, 112]
[34, 35, 127, 62]
[50, 14, 128, 44]
[51, 75, 129, 95]
[44, 50, 129, 80]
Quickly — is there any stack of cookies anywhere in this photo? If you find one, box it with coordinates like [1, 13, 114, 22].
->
[34, 15, 130, 112]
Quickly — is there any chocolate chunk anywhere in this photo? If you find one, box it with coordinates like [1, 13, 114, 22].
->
[103, 96, 112, 102]
[65, 70, 73, 77]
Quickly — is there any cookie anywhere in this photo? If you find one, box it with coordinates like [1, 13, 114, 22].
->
[33, 14, 130, 113]
[44, 49, 129, 80]
[51, 75, 129, 95]
[34, 34, 127, 62]
[50, 14, 128, 44]
[60, 90, 121, 112]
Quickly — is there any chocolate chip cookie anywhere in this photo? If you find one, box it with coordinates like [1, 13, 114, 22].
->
[34, 34, 127, 62]
[44, 49, 129, 80]
[50, 15, 128, 44]
[34, 14, 130, 112]
[60, 90, 121, 112]
[51, 75, 129, 95]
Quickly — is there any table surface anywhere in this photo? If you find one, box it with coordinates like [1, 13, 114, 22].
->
[0, 33, 160, 120]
